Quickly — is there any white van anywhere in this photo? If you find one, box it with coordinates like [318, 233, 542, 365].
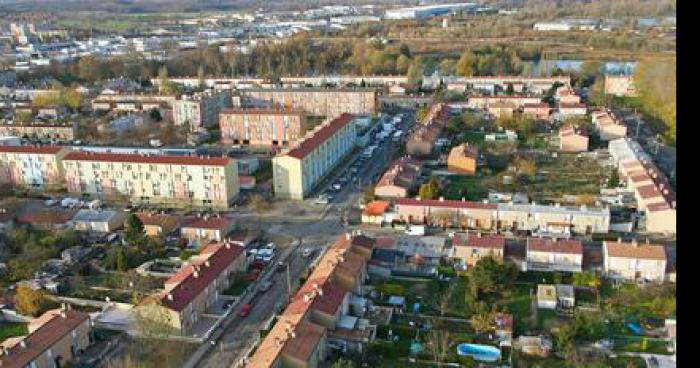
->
[405, 225, 426, 236]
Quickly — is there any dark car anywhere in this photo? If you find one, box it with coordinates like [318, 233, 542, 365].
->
[237, 303, 253, 317]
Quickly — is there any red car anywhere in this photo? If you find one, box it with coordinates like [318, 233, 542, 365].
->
[237, 303, 253, 317]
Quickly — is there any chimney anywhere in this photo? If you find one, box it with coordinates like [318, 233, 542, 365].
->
[439, 197, 444, 202]
[167, 293, 173, 301]
[225, 242, 231, 249]
[345, 233, 351, 240]
[477, 232, 482, 238]
[205, 260, 210, 267]
[20, 341, 26, 349]
[631, 239, 638, 247]
[617, 237, 622, 243]
[60, 310, 67, 319]
[663, 189, 669, 195]
[193, 270, 199, 278]
[646, 238, 650, 244]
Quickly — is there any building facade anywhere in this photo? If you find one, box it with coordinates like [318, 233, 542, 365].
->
[0, 145, 69, 189]
[526, 238, 583, 273]
[239, 88, 377, 117]
[0, 122, 76, 141]
[173, 90, 232, 131]
[603, 240, 666, 282]
[273, 114, 357, 200]
[219, 109, 307, 147]
[62, 152, 239, 209]
[447, 143, 478, 174]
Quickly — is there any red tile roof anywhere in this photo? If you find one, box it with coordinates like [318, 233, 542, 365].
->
[0, 145, 65, 154]
[363, 201, 390, 216]
[637, 184, 663, 199]
[281, 322, 326, 362]
[17, 209, 75, 225]
[375, 236, 395, 249]
[311, 282, 347, 316]
[528, 238, 583, 255]
[63, 151, 231, 166]
[647, 202, 674, 212]
[0, 310, 89, 368]
[395, 198, 497, 210]
[286, 113, 355, 159]
[181, 216, 231, 230]
[466, 234, 506, 250]
[136, 213, 182, 233]
[161, 242, 244, 311]
[604, 241, 666, 260]
[220, 108, 305, 116]
[351, 235, 375, 250]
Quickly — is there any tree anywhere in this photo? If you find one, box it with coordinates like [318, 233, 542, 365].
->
[124, 213, 145, 245]
[456, 50, 475, 76]
[468, 257, 518, 300]
[132, 299, 175, 338]
[62, 89, 83, 110]
[396, 55, 411, 75]
[149, 108, 163, 122]
[116, 248, 127, 271]
[158, 66, 177, 95]
[14, 284, 49, 317]
[607, 169, 620, 188]
[425, 321, 452, 365]
[418, 177, 439, 200]
[406, 57, 424, 88]
[577, 194, 597, 206]
[331, 359, 356, 368]
[505, 83, 515, 95]
[572, 271, 601, 289]
[15, 111, 33, 123]
[514, 157, 537, 178]
[470, 301, 496, 333]
[439, 59, 456, 75]
[634, 58, 676, 144]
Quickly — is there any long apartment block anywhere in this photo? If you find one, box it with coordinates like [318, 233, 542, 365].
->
[0, 145, 70, 189]
[219, 108, 307, 147]
[238, 87, 377, 117]
[0, 122, 76, 141]
[62, 151, 239, 209]
[272, 113, 356, 200]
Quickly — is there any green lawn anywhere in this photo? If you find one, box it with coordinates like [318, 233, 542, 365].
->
[612, 336, 673, 355]
[608, 356, 647, 368]
[0, 323, 28, 341]
[442, 175, 488, 201]
[222, 276, 253, 296]
[253, 161, 273, 184]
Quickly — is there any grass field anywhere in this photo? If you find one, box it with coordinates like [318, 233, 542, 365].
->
[0, 323, 28, 341]
[442, 175, 489, 201]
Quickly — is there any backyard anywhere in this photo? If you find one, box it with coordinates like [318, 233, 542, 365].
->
[0, 322, 28, 341]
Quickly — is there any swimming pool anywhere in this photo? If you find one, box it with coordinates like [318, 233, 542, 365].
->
[456, 343, 501, 362]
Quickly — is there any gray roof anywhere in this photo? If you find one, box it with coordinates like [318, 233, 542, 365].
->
[72, 209, 119, 223]
[497, 202, 610, 216]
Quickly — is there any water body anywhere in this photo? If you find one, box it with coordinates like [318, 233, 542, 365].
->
[527, 59, 638, 77]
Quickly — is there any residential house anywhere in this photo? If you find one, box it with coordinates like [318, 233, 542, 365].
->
[272, 114, 357, 200]
[558, 126, 589, 153]
[136, 212, 182, 237]
[406, 103, 450, 156]
[0, 122, 76, 141]
[395, 235, 451, 266]
[361, 201, 390, 225]
[310, 282, 350, 330]
[0, 309, 90, 368]
[555, 284, 575, 310]
[497, 203, 610, 235]
[604, 75, 637, 97]
[62, 151, 239, 210]
[447, 143, 478, 175]
[522, 103, 551, 120]
[453, 233, 505, 267]
[71, 209, 123, 233]
[180, 215, 234, 244]
[467, 96, 542, 110]
[395, 197, 498, 230]
[16, 208, 76, 230]
[279, 322, 328, 368]
[591, 109, 627, 141]
[555, 86, 581, 104]
[526, 237, 583, 273]
[374, 156, 421, 198]
[155, 241, 246, 335]
[219, 108, 307, 147]
[556, 103, 587, 120]
[536, 284, 557, 309]
[603, 240, 667, 282]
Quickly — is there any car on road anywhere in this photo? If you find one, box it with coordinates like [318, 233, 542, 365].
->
[315, 194, 331, 204]
[349, 167, 359, 174]
[258, 280, 273, 292]
[276, 261, 286, 272]
[302, 248, 314, 257]
[223, 301, 234, 309]
[237, 303, 253, 317]
[332, 183, 342, 191]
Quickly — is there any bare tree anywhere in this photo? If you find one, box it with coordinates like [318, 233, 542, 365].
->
[425, 322, 452, 366]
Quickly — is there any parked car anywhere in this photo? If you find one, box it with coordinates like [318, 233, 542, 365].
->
[302, 248, 314, 258]
[237, 303, 253, 317]
[314, 194, 331, 204]
[258, 280, 273, 292]
[276, 261, 286, 272]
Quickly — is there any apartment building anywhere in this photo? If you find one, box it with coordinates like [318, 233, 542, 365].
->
[0, 122, 76, 141]
[0, 309, 91, 368]
[62, 152, 239, 209]
[604, 75, 637, 97]
[526, 237, 583, 273]
[556, 103, 587, 119]
[558, 126, 589, 153]
[173, 90, 232, 131]
[239, 88, 377, 117]
[603, 240, 666, 282]
[555, 86, 582, 104]
[374, 156, 421, 198]
[447, 143, 478, 175]
[0, 145, 70, 190]
[522, 103, 552, 120]
[91, 93, 177, 112]
[219, 108, 307, 147]
[453, 233, 505, 267]
[272, 114, 357, 200]
[155, 241, 245, 335]
[423, 76, 571, 93]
